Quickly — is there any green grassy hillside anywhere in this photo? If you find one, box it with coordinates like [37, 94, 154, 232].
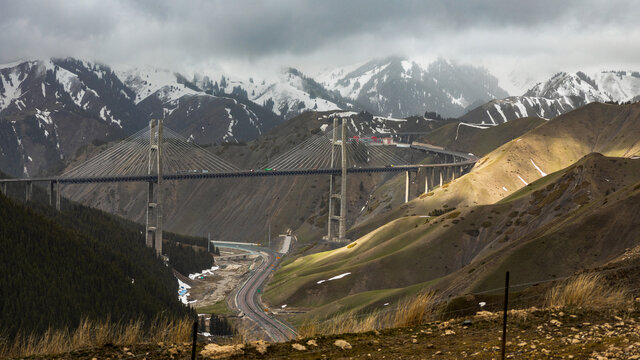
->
[350, 102, 640, 239]
[265, 103, 640, 321]
[266, 153, 640, 321]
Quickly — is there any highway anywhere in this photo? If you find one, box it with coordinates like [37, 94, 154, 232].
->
[223, 244, 297, 342]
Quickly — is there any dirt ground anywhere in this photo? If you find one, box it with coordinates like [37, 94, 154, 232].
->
[25, 305, 640, 359]
[186, 249, 259, 311]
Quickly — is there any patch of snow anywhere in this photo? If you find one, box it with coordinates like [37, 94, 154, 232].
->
[517, 174, 528, 185]
[188, 265, 220, 280]
[494, 104, 508, 123]
[0, 70, 25, 111]
[513, 100, 528, 117]
[35, 108, 53, 124]
[530, 159, 547, 177]
[327, 272, 351, 281]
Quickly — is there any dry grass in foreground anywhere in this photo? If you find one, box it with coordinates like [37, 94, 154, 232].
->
[299, 291, 437, 337]
[0, 315, 193, 358]
[546, 273, 627, 309]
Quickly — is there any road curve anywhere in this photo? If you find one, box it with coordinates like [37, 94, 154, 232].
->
[230, 245, 297, 342]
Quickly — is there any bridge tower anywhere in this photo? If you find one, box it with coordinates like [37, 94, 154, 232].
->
[327, 117, 348, 242]
[146, 119, 163, 256]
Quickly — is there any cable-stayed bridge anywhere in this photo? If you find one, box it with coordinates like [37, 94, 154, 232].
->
[0, 118, 477, 250]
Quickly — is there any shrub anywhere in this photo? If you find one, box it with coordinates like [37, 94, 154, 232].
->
[545, 273, 627, 309]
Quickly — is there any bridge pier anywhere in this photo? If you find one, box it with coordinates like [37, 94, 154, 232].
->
[25, 181, 32, 202]
[327, 117, 348, 242]
[1, 182, 6, 196]
[405, 171, 410, 203]
[146, 119, 164, 256]
[439, 169, 443, 187]
[55, 181, 61, 211]
[49, 181, 54, 206]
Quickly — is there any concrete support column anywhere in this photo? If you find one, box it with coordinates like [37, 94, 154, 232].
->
[338, 118, 347, 241]
[155, 119, 163, 256]
[327, 117, 338, 241]
[452, 166, 456, 181]
[405, 171, 410, 203]
[424, 168, 430, 194]
[56, 181, 61, 211]
[25, 181, 32, 202]
[1, 182, 6, 195]
[49, 181, 54, 206]
[145, 119, 164, 256]
[146, 181, 155, 248]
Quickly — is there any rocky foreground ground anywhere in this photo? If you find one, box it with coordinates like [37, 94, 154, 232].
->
[23, 305, 640, 359]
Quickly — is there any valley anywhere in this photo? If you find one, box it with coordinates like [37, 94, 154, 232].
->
[2, 4, 640, 357]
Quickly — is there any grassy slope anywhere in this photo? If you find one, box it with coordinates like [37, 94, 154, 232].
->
[348, 117, 545, 238]
[349, 102, 640, 240]
[265, 103, 640, 319]
[267, 153, 640, 320]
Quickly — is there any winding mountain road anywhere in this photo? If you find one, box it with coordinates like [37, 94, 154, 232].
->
[222, 244, 297, 342]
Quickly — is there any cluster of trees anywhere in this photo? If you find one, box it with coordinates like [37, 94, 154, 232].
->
[201, 315, 234, 336]
[0, 192, 194, 339]
[164, 242, 214, 276]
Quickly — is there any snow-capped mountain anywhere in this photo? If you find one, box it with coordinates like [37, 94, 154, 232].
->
[116, 65, 283, 144]
[317, 57, 509, 119]
[0, 58, 146, 177]
[0, 58, 285, 177]
[197, 67, 347, 120]
[461, 71, 640, 124]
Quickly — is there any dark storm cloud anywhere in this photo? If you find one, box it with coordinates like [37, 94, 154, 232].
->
[0, 0, 639, 92]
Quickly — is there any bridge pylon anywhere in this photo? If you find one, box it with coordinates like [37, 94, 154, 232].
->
[327, 117, 348, 242]
[146, 119, 163, 256]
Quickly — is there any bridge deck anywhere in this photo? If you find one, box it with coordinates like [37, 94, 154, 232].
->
[0, 142, 477, 185]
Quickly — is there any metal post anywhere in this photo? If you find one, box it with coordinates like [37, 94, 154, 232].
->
[191, 321, 198, 360]
[405, 171, 410, 203]
[338, 118, 347, 241]
[327, 117, 338, 241]
[501, 271, 510, 360]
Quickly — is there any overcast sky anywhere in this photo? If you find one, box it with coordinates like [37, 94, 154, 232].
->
[1, 0, 639, 94]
